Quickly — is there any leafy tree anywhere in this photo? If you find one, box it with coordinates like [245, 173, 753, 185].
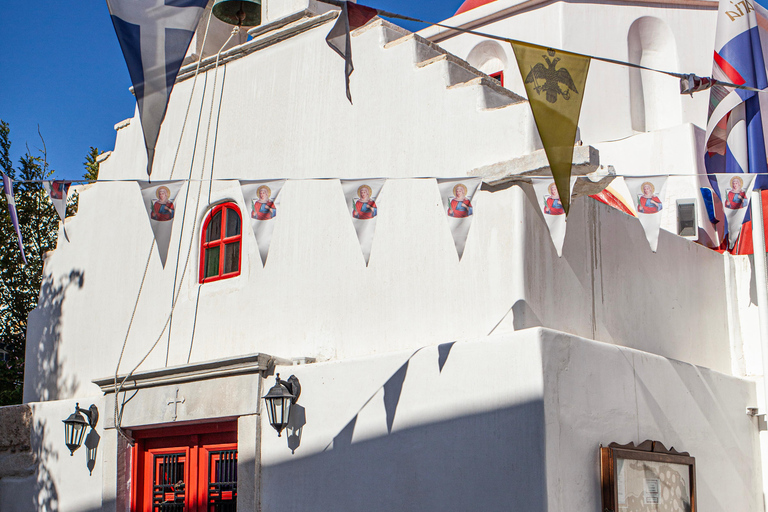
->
[83, 146, 100, 181]
[0, 121, 85, 405]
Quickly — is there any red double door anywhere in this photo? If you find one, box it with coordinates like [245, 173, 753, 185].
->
[131, 423, 238, 512]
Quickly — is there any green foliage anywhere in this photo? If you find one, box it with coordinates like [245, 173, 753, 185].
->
[0, 120, 79, 405]
[83, 146, 100, 181]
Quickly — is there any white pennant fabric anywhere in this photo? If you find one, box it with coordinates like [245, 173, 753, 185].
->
[531, 177, 576, 257]
[341, 179, 385, 265]
[437, 178, 482, 260]
[240, 180, 285, 265]
[715, 174, 756, 248]
[624, 177, 668, 252]
[139, 181, 184, 266]
[43, 181, 71, 223]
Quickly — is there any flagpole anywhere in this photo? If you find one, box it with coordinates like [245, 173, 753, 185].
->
[750, 190, 768, 414]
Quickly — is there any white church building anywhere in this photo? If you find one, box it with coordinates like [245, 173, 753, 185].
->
[0, 0, 765, 510]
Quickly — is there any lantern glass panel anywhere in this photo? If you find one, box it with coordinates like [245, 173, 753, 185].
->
[281, 397, 292, 425]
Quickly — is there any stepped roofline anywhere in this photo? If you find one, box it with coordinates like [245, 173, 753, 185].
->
[420, 0, 718, 43]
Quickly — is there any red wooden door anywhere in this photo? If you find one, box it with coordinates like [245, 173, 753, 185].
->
[131, 423, 237, 512]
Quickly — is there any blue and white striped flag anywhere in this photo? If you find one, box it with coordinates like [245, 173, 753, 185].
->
[106, 0, 208, 177]
[2, 173, 26, 265]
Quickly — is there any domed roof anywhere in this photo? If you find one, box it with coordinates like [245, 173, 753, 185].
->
[454, 0, 498, 15]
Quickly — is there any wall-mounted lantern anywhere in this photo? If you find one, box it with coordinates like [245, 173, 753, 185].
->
[263, 374, 300, 437]
[62, 403, 98, 456]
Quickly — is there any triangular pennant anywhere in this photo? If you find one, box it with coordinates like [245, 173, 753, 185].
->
[326, 1, 379, 103]
[240, 180, 286, 265]
[715, 173, 757, 248]
[139, 181, 184, 266]
[511, 42, 590, 215]
[2, 173, 26, 265]
[531, 177, 576, 257]
[624, 177, 669, 252]
[341, 179, 385, 265]
[43, 180, 71, 223]
[107, 0, 208, 176]
[436, 178, 482, 260]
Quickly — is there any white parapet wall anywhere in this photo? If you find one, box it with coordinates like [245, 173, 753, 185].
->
[260, 327, 761, 512]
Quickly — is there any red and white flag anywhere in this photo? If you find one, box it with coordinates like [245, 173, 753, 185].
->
[341, 179, 384, 265]
[436, 178, 482, 260]
[139, 181, 184, 267]
[326, 1, 379, 103]
[240, 180, 286, 265]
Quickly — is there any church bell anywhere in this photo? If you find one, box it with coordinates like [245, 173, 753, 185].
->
[212, 0, 262, 27]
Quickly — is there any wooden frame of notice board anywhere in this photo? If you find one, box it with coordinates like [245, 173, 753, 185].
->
[600, 440, 696, 512]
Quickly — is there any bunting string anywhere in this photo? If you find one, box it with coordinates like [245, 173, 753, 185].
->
[318, 0, 761, 93]
[12, 172, 768, 185]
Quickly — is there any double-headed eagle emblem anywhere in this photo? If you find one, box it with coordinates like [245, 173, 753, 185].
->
[524, 49, 579, 103]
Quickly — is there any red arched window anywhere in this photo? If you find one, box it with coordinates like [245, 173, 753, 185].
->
[200, 203, 242, 283]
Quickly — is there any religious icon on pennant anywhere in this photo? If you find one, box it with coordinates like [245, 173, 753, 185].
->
[530, 177, 577, 257]
[139, 181, 184, 267]
[437, 178, 482, 260]
[240, 180, 286, 265]
[43, 180, 72, 242]
[341, 179, 385, 265]
[715, 173, 757, 249]
[624, 177, 669, 252]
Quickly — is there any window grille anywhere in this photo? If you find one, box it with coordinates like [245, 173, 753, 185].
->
[152, 453, 186, 511]
[208, 449, 238, 511]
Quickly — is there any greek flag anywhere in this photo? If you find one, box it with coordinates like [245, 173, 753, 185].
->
[106, 0, 208, 176]
[705, 0, 768, 189]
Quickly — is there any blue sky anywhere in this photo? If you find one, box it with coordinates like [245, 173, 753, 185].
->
[0, 1, 461, 181]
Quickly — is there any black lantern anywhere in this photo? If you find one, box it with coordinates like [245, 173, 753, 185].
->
[62, 403, 98, 456]
[263, 374, 300, 437]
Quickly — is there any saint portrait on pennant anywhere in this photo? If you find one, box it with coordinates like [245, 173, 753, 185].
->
[447, 183, 473, 218]
[151, 186, 175, 221]
[637, 181, 662, 214]
[353, 184, 377, 220]
[50, 181, 69, 200]
[725, 175, 747, 210]
[251, 185, 277, 220]
[543, 182, 564, 216]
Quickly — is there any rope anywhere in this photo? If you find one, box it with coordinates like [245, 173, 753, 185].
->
[113, 27, 237, 444]
[112, 11, 216, 445]
[205, 27, 240, 204]
[167, 10, 217, 365]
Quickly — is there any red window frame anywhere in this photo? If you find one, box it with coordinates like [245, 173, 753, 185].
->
[131, 422, 237, 512]
[489, 70, 504, 86]
[199, 203, 242, 284]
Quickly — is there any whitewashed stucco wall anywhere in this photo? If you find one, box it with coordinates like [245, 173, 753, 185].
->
[0, 398, 105, 512]
[260, 328, 761, 512]
[24, 9, 734, 400]
[424, 0, 717, 141]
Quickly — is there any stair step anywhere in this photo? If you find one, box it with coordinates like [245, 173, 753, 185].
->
[448, 76, 525, 110]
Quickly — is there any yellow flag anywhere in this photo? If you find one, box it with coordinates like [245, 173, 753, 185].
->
[511, 42, 590, 215]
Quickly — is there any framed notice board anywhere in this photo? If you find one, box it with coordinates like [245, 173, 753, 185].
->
[600, 440, 695, 512]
